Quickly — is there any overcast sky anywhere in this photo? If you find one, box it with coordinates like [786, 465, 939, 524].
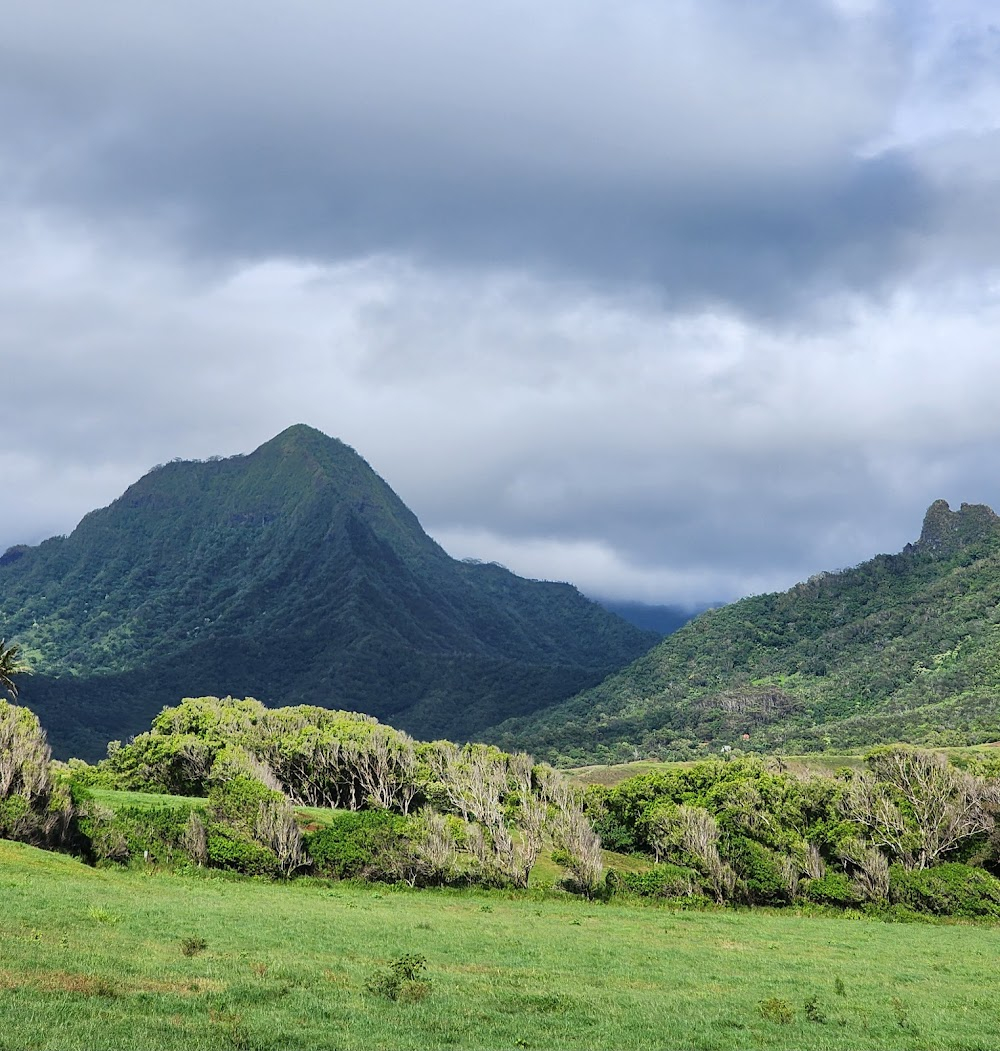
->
[2, 0, 999, 606]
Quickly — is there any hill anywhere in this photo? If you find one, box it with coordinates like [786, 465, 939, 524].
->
[0, 425, 656, 759]
[490, 499, 1000, 764]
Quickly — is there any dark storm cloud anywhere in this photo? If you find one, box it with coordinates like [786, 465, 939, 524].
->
[0, 0, 922, 312]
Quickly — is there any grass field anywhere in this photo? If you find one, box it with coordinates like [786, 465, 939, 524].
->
[569, 744, 1000, 786]
[3, 839, 1000, 1050]
[87, 789, 208, 811]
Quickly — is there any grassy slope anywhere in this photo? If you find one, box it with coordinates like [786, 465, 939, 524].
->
[3, 839, 1000, 1050]
[568, 744, 1000, 787]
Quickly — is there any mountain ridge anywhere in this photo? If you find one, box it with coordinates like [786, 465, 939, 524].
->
[491, 499, 1000, 764]
[0, 425, 657, 759]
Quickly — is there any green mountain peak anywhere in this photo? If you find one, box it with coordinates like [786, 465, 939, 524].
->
[0, 427, 657, 760]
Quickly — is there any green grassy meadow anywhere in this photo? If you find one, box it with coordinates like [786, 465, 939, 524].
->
[568, 743, 1000, 786]
[3, 839, 1000, 1050]
[86, 789, 208, 812]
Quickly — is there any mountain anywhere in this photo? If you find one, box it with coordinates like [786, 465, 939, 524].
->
[0, 425, 657, 760]
[490, 500, 1000, 764]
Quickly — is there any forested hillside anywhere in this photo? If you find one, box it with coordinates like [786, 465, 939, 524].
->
[493, 500, 1000, 764]
[0, 425, 656, 759]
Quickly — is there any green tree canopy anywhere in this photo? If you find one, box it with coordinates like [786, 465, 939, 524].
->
[0, 639, 26, 699]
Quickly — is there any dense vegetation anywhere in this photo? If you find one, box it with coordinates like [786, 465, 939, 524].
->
[0, 425, 655, 760]
[5, 679, 1000, 1047]
[585, 749, 1000, 917]
[497, 499, 1000, 764]
[7, 683, 1000, 923]
[4, 695, 603, 893]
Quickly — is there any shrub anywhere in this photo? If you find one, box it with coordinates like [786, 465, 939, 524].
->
[0, 700, 71, 847]
[606, 864, 704, 899]
[889, 862, 1000, 918]
[591, 812, 637, 854]
[0, 793, 31, 838]
[802, 871, 861, 908]
[759, 998, 793, 1024]
[803, 996, 828, 1023]
[208, 776, 278, 831]
[75, 802, 196, 866]
[305, 809, 414, 881]
[209, 776, 307, 876]
[206, 827, 279, 877]
[365, 954, 431, 1002]
[725, 837, 789, 905]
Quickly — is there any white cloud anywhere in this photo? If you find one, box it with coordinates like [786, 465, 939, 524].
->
[431, 527, 789, 605]
[4, 208, 1000, 602]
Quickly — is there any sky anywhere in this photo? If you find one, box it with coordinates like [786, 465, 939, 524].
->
[2, 0, 1000, 607]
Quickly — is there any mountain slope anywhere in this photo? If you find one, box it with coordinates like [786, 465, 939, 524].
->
[490, 500, 1000, 764]
[0, 425, 657, 759]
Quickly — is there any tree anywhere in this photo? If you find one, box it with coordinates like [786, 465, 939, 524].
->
[0, 639, 26, 699]
[0, 699, 72, 845]
[676, 806, 736, 903]
[843, 746, 1000, 870]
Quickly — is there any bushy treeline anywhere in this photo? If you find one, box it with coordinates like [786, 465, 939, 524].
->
[8, 690, 1000, 918]
[12, 695, 602, 892]
[0, 699, 73, 845]
[592, 748, 1000, 916]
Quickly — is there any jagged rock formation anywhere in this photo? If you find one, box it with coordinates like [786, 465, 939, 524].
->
[912, 500, 1000, 559]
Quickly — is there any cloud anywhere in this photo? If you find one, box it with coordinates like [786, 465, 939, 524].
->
[3, 207, 1000, 603]
[2, 1, 1000, 606]
[0, 0, 922, 311]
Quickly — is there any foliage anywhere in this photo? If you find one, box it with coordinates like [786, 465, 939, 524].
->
[0, 698, 72, 846]
[305, 809, 416, 882]
[803, 995, 828, 1024]
[759, 998, 794, 1024]
[72, 798, 198, 866]
[802, 872, 860, 908]
[91, 696, 600, 890]
[205, 826, 280, 877]
[843, 745, 999, 870]
[888, 862, 1000, 918]
[365, 954, 431, 1002]
[724, 836, 790, 905]
[0, 637, 27, 698]
[586, 749, 1000, 914]
[606, 863, 705, 899]
[208, 775, 308, 877]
